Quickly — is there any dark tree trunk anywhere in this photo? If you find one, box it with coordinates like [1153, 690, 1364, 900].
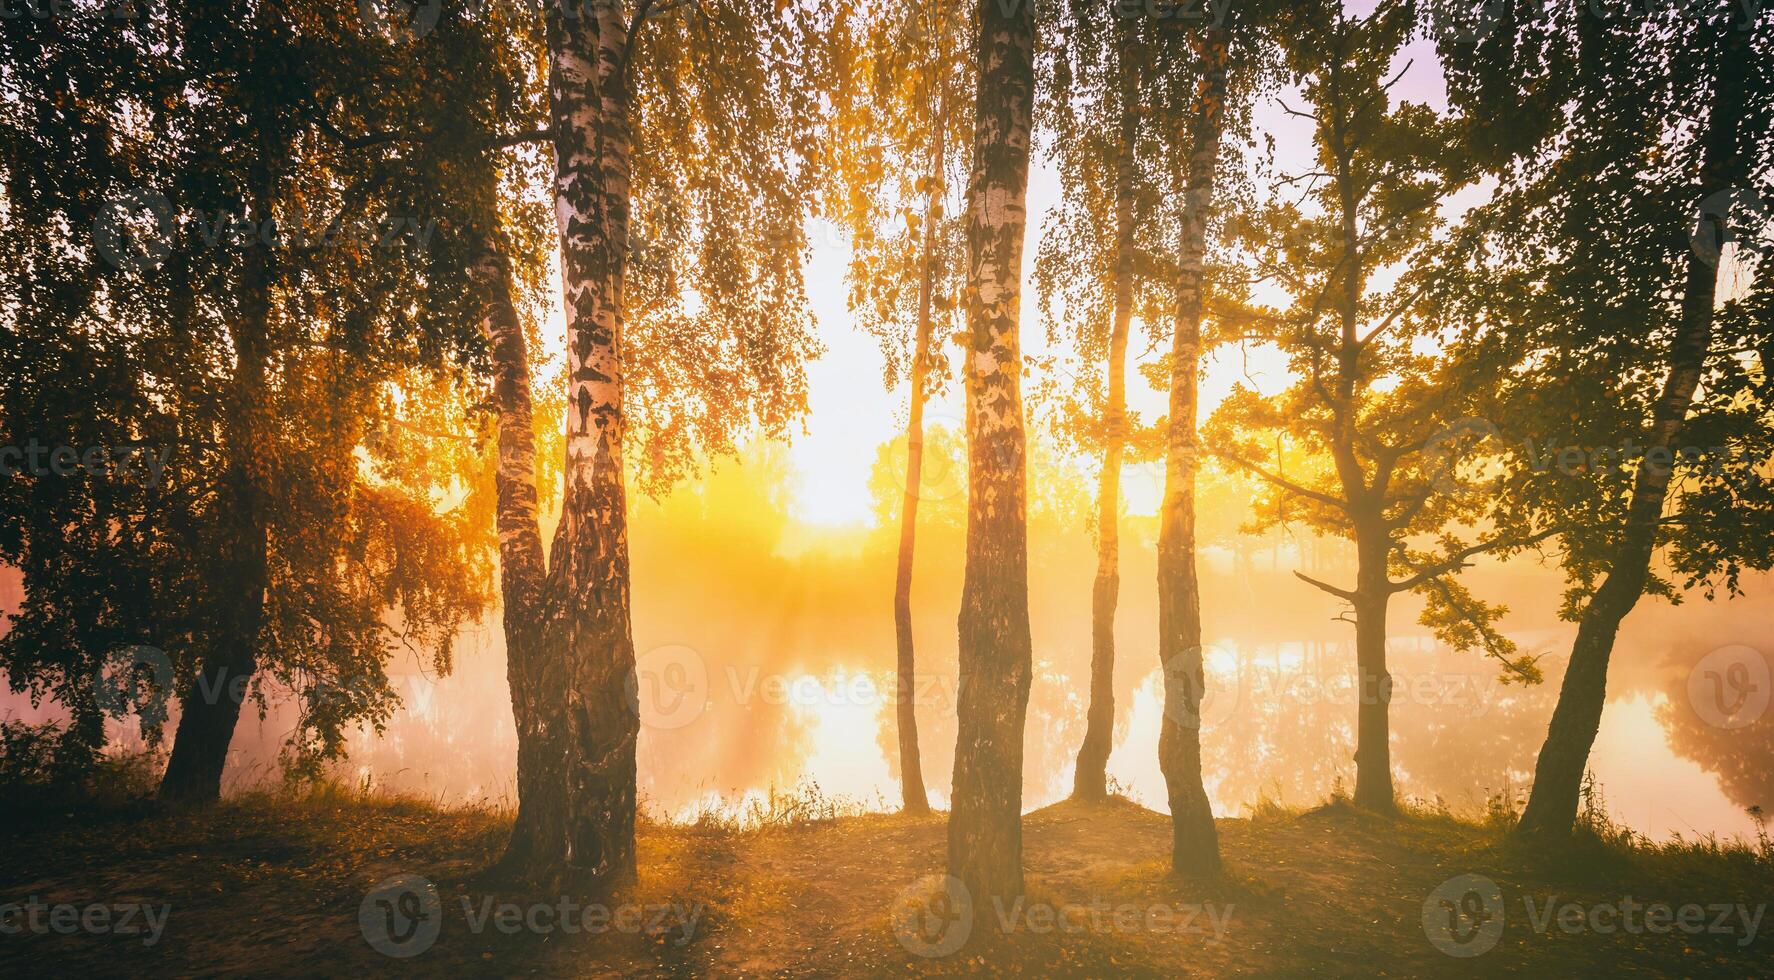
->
[1350, 528, 1394, 811]
[948, 0, 1036, 909]
[892, 88, 948, 818]
[1073, 17, 1139, 804]
[514, 0, 640, 892]
[1516, 25, 1747, 838]
[1318, 29, 1398, 814]
[469, 217, 550, 873]
[160, 177, 274, 805]
[1156, 24, 1229, 878]
[1514, 578, 1638, 835]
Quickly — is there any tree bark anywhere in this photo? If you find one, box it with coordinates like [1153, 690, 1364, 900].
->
[1516, 25, 1747, 838]
[1351, 528, 1394, 810]
[1156, 24, 1228, 877]
[948, 0, 1036, 909]
[160, 173, 274, 805]
[893, 92, 947, 819]
[1073, 18, 1139, 803]
[470, 218, 550, 873]
[1319, 39, 1398, 814]
[517, 0, 640, 892]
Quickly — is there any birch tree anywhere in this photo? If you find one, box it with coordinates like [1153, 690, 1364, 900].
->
[949, 0, 1038, 906]
[1155, 14, 1235, 875]
[1035, 0, 1156, 805]
[504, 0, 831, 889]
[832, 0, 973, 816]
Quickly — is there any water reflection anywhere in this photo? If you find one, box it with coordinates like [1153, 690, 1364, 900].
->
[201, 616, 1771, 844]
[5, 447, 1769, 844]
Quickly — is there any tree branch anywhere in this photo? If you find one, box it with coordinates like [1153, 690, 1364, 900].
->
[1294, 570, 1356, 601]
[1355, 278, 1431, 349]
[1219, 450, 1350, 512]
[1383, 484, 1434, 530]
[1390, 525, 1563, 593]
[625, 0, 697, 70]
[1426, 576, 1542, 684]
[1277, 98, 1318, 121]
[308, 105, 553, 153]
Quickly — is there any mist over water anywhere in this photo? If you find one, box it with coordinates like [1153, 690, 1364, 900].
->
[10, 436, 1769, 844]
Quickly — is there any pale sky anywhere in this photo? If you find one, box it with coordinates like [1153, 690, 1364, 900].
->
[784, 30, 1453, 527]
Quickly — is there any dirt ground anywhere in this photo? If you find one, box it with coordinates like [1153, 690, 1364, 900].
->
[2, 792, 1769, 977]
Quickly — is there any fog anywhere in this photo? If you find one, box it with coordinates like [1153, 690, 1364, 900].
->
[7, 428, 1770, 844]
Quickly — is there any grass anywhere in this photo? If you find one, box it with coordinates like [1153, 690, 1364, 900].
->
[1, 771, 1770, 977]
[670, 779, 886, 833]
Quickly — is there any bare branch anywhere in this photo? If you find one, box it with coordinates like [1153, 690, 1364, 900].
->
[1294, 570, 1357, 601]
[1271, 170, 1332, 190]
[1276, 98, 1319, 121]
[1380, 58, 1415, 93]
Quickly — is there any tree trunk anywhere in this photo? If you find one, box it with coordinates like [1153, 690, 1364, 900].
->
[1516, 25, 1747, 838]
[160, 177, 273, 805]
[948, 0, 1036, 910]
[1156, 24, 1229, 878]
[518, 0, 640, 892]
[893, 96, 948, 819]
[1073, 19, 1139, 804]
[1315, 23, 1399, 814]
[470, 218, 549, 873]
[1350, 528, 1394, 811]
